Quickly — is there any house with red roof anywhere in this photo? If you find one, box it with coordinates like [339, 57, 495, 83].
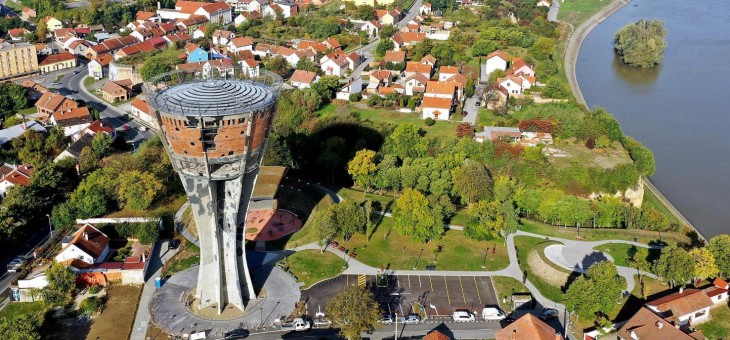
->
[228, 36, 254, 53]
[158, 1, 232, 25]
[7, 28, 29, 41]
[323, 37, 341, 50]
[38, 52, 77, 73]
[496, 314, 562, 340]
[360, 20, 382, 37]
[391, 32, 426, 51]
[421, 96, 453, 120]
[645, 288, 714, 327]
[0, 163, 35, 197]
[321, 51, 350, 77]
[21, 7, 36, 20]
[404, 61, 432, 79]
[35, 92, 79, 118]
[419, 2, 432, 15]
[79, 120, 116, 141]
[130, 97, 158, 128]
[486, 50, 509, 76]
[52, 107, 93, 137]
[289, 69, 319, 89]
[55, 224, 111, 266]
[438, 65, 459, 81]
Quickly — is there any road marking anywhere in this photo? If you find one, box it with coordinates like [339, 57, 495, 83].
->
[474, 276, 483, 305]
[444, 276, 451, 307]
[459, 276, 467, 305]
[397, 275, 400, 288]
[346, 275, 349, 287]
[418, 275, 422, 288]
[408, 275, 411, 288]
[358, 275, 366, 287]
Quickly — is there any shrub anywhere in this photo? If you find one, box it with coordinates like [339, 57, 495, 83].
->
[424, 118, 435, 126]
[79, 296, 105, 316]
[349, 93, 362, 102]
[88, 285, 101, 294]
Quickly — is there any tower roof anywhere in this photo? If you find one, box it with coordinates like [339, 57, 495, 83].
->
[150, 79, 276, 116]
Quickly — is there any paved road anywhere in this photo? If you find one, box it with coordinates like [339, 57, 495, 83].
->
[547, 0, 560, 22]
[397, 0, 423, 29]
[461, 85, 483, 125]
[130, 239, 179, 340]
[0, 229, 54, 309]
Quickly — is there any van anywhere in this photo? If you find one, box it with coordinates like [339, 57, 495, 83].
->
[482, 307, 506, 320]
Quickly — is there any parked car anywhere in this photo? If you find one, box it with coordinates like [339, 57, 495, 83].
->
[452, 310, 475, 322]
[461, 111, 468, 117]
[540, 308, 559, 320]
[168, 239, 180, 250]
[401, 314, 420, 324]
[475, 101, 481, 107]
[224, 329, 249, 339]
[52, 82, 62, 86]
[281, 318, 310, 331]
[122, 124, 130, 131]
[481, 307, 507, 320]
[313, 318, 332, 328]
[379, 314, 394, 325]
[138, 126, 148, 132]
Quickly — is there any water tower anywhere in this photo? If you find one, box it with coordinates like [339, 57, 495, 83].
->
[143, 68, 282, 314]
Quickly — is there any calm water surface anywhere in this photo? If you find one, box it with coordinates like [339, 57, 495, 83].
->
[576, 0, 730, 237]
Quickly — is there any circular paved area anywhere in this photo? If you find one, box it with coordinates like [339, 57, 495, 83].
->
[149, 265, 300, 338]
[544, 244, 611, 273]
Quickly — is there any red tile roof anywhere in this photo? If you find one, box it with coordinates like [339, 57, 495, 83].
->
[487, 50, 509, 62]
[290, 69, 317, 84]
[646, 289, 714, 317]
[62, 224, 110, 262]
[422, 96, 452, 109]
[495, 314, 562, 340]
[617, 307, 698, 340]
[85, 120, 113, 136]
[38, 52, 76, 66]
[383, 50, 406, 63]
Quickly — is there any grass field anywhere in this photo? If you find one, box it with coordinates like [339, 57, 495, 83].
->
[492, 276, 530, 313]
[476, 108, 508, 129]
[86, 285, 142, 340]
[697, 304, 730, 339]
[283, 250, 346, 289]
[285, 184, 334, 248]
[163, 240, 200, 276]
[514, 236, 565, 302]
[558, 0, 614, 27]
[0, 300, 47, 321]
[335, 187, 395, 211]
[592, 243, 661, 267]
[642, 185, 682, 225]
[336, 217, 509, 271]
[521, 219, 689, 245]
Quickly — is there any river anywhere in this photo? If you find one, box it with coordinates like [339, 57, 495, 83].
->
[575, 0, 730, 238]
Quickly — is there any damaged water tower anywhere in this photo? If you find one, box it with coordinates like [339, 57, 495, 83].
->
[143, 68, 282, 314]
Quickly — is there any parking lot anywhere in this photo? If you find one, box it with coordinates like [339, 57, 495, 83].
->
[302, 274, 498, 319]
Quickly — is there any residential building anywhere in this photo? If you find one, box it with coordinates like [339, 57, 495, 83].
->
[421, 96, 452, 120]
[508, 57, 535, 77]
[645, 288, 714, 327]
[227, 36, 254, 53]
[79, 120, 116, 141]
[35, 92, 79, 118]
[289, 69, 318, 89]
[360, 20, 382, 37]
[420, 54, 436, 66]
[474, 126, 521, 143]
[54, 133, 94, 162]
[44, 16, 63, 31]
[84, 36, 140, 60]
[419, 2, 432, 15]
[109, 62, 143, 85]
[404, 73, 428, 95]
[537, 0, 551, 7]
[321, 51, 349, 76]
[336, 77, 363, 100]
[35, 43, 53, 55]
[404, 61, 432, 79]
[438, 65, 459, 81]
[176, 59, 235, 77]
[130, 97, 158, 128]
[38, 52, 76, 73]
[20, 79, 48, 100]
[67, 40, 91, 56]
[136, 10, 160, 23]
[21, 7, 37, 20]
[369, 69, 392, 87]
[55, 224, 111, 266]
[424, 80, 456, 99]
[323, 37, 341, 50]
[101, 80, 132, 103]
[498, 75, 531, 94]
[158, 1, 232, 25]
[0, 163, 35, 197]
[212, 29, 236, 45]
[0, 43, 38, 80]
[375, 9, 401, 25]
[383, 50, 406, 65]
[617, 307, 704, 340]
[495, 314, 563, 340]
[52, 107, 93, 137]
[186, 43, 209, 62]
[0, 121, 46, 146]
[239, 57, 259, 77]
[391, 32, 426, 51]
[485, 50, 509, 76]
[8, 28, 29, 41]
[704, 278, 730, 305]
[88, 54, 113, 79]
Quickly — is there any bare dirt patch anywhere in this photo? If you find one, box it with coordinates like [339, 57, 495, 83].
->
[86, 284, 143, 340]
[527, 250, 570, 287]
[546, 139, 633, 169]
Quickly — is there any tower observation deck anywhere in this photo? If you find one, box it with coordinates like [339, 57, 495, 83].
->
[143, 69, 282, 314]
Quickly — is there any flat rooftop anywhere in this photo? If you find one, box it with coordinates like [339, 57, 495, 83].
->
[251, 166, 287, 201]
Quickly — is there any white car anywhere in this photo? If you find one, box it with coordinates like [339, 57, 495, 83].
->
[452, 310, 475, 322]
[400, 314, 421, 324]
[482, 307, 507, 320]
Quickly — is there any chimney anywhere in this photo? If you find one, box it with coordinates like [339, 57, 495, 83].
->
[555, 332, 561, 340]
[656, 321, 663, 329]
[83, 232, 88, 240]
[157, 1, 161, 9]
[630, 330, 639, 340]
[512, 330, 516, 340]
[679, 287, 684, 294]
[142, 252, 146, 263]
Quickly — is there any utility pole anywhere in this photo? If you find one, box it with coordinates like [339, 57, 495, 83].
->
[394, 312, 398, 340]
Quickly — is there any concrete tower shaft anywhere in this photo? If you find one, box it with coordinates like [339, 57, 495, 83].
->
[144, 69, 282, 314]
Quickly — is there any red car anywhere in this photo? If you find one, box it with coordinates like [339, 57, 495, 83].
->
[122, 124, 130, 131]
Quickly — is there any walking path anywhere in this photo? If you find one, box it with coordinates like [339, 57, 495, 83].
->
[175, 202, 198, 247]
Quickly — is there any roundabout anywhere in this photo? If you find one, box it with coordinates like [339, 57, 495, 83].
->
[148, 265, 300, 338]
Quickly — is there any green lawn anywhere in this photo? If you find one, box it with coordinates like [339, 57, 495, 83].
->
[163, 241, 200, 276]
[318, 103, 460, 141]
[476, 108, 507, 129]
[18, 107, 36, 115]
[492, 276, 530, 313]
[520, 219, 689, 245]
[642, 185, 682, 225]
[336, 217, 509, 271]
[514, 236, 566, 302]
[592, 243, 661, 268]
[697, 304, 730, 339]
[335, 187, 395, 212]
[285, 184, 334, 248]
[0, 301, 48, 328]
[84, 76, 98, 87]
[558, 0, 614, 27]
[449, 210, 470, 227]
[283, 250, 346, 289]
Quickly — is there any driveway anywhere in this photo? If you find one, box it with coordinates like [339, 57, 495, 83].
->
[462, 85, 484, 125]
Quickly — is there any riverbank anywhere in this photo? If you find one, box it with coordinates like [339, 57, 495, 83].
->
[561, 0, 706, 241]
[563, 0, 631, 107]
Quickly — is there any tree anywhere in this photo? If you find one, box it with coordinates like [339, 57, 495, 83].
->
[384, 124, 428, 159]
[264, 55, 290, 76]
[452, 161, 493, 205]
[70, 171, 112, 218]
[655, 245, 694, 288]
[325, 285, 381, 340]
[471, 39, 497, 57]
[709, 234, 730, 277]
[465, 200, 502, 240]
[0, 314, 40, 340]
[140, 52, 180, 81]
[689, 247, 718, 281]
[455, 123, 474, 138]
[312, 207, 338, 250]
[375, 39, 395, 59]
[347, 149, 378, 190]
[295, 58, 319, 73]
[290, 89, 322, 114]
[36, 19, 48, 42]
[51, 202, 77, 230]
[310, 76, 341, 102]
[564, 261, 626, 320]
[543, 77, 571, 99]
[623, 137, 656, 176]
[332, 200, 366, 240]
[594, 196, 625, 228]
[79, 146, 98, 174]
[629, 246, 651, 276]
[614, 19, 667, 68]
[44, 261, 76, 304]
[392, 188, 443, 242]
[379, 25, 397, 39]
[531, 37, 556, 60]
[117, 170, 163, 210]
[354, 5, 374, 20]
[91, 133, 113, 159]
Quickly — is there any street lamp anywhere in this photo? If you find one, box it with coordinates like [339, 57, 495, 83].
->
[45, 214, 52, 237]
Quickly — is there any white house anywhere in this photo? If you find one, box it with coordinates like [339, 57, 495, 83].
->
[51, 107, 93, 137]
[498, 76, 530, 94]
[321, 52, 349, 77]
[508, 57, 535, 77]
[419, 2, 431, 15]
[55, 224, 111, 266]
[130, 97, 158, 128]
[485, 50, 509, 77]
[227, 36, 253, 53]
[360, 20, 382, 38]
[289, 69, 318, 89]
[192, 27, 206, 39]
[645, 288, 714, 327]
[536, 0, 551, 7]
[239, 58, 260, 77]
[336, 77, 363, 100]
[704, 278, 730, 306]
[391, 32, 426, 51]
[421, 96, 453, 121]
[212, 29, 236, 46]
[404, 73, 428, 96]
[0, 163, 35, 198]
[13, 267, 49, 302]
[424, 80, 456, 99]
[438, 65, 459, 81]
